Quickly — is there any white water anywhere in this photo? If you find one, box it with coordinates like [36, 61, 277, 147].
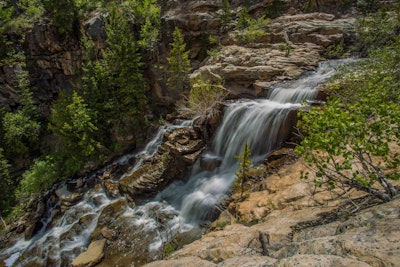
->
[1, 59, 353, 266]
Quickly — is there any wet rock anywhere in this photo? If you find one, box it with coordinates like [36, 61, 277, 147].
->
[100, 227, 116, 240]
[103, 180, 120, 198]
[119, 153, 187, 200]
[24, 220, 43, 240]
[71, 239, 106, 267]
[79, 214, 97, 229]
[193, 102, 225, 144]
[200, 154, 222, 172]
[35, 201, 46, 218]
[264, 147, 298, 171]
[94, 201, 175, 267]
[90, 199, 128, 240]
[56, 185, 84, 207]
[119, 127, 205, 200]
[144, 256, 217, 267]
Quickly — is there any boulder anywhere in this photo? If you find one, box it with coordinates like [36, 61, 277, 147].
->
[200, 154, 222, 172]
[55, 185, 84, 207]
[71, 239, 106, 267]
[103, 180, 120, 198]
[119, 127, 205, 200]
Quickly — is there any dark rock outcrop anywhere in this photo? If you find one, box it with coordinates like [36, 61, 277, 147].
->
[119, 127, 204, 201]
[25, 20, 82, 110]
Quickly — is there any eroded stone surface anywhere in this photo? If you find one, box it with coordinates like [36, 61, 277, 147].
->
[71, 239, 106, 267]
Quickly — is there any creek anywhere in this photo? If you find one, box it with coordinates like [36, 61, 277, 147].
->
[1, 59, 353, 266]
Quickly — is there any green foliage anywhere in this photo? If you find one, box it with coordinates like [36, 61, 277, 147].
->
[2, 70, 41, 159]
[356, 8, 400, 54]
[216, 220, 230, 229]
[41, 0, 79, 36]
[265, 0, 285, 19]
[237, 7, 252, 30]
[235, 9, 270, 43]
[295, 38, 400, 202]
[324, 40, 345, 59]
[233, 142, 252, 199]
[167, 27, 192, 93]
[2, 111, 40, 158]
[189, 75, 227, 115]
[163, 243, 175, 258]
[18, 0, 44, 19]
[81, 5, 147, 146]
[355, 0, 381, 13]
[74, 0, 104, 12]
[49, 91, 99, 176]
[220, 0, 232, 31]
[18, 155, 59, 196]
[124, 0, 161, 49]
[0, 148, 13, 215]
[0, 2, 14, 59]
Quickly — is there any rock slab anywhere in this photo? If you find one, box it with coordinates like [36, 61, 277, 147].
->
[71, 239, 106, 267]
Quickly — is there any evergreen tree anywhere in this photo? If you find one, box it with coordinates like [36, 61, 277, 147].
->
[0, 148, 13, 214]
[2, 70, 40, 159]
[220, 0, 232, 30]
[41, 0, 79, 36]
[167, 27, 192, 93]
[49, 91, 99, 176]
[237, 7, 251, 30]
[233, 142, 252, 199]
[81, 5, 147, 142]
[128, 0, 161, 49]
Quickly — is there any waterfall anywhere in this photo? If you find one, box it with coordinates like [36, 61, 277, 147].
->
[1, 59, 354, 266]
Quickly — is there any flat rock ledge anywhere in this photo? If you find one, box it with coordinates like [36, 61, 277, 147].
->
[71, 239, 106, 267]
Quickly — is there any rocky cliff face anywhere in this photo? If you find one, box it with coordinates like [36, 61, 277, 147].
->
[25, 20, 82, 104]
[0, 0, 357, 112]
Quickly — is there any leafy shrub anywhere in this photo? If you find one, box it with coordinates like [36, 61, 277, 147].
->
[295, 37, 400, 202]
[356, 8, 400, 54]
[189, 75, 227, 115]
[235, 8, 270, 44]
[18, 156, 59, 196]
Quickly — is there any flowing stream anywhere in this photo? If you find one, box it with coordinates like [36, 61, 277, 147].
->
[1, 59, 353, 266]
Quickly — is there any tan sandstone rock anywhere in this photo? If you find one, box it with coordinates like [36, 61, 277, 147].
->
[71, 239, 106, 267]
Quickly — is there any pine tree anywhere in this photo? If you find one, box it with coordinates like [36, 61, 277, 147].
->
[104, 6, 146, 122]
[80, 5, 147, 145]
[233, 142, 252, 199]
[0, 148, 13, 214]
[41, 0, 79, 36]
[167, 27, 192, 93]
[221, 0, 232, 30]
[2, 70, 40, 159]
[49, 91, 99, 176]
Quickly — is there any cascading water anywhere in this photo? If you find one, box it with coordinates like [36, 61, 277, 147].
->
[1, 59, 353, 266]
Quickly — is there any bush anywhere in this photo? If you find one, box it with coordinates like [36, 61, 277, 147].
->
[18, 156, 59, 196]
[295, 38, 400, 202]
[356, 8, 400, 54]
[188, 75, 227, 115]
[235, 9, 270, 44]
